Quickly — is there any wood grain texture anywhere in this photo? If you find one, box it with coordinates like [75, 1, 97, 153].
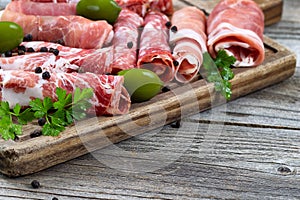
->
[1, 0, 300, 199]
[0, 36, 295, 177]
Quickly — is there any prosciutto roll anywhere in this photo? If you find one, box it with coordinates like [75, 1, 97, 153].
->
[207, 0, 265, 67]
[6, 1, 77, 16]
[137, 11, 174, 82]
[21, 41, 113, 74]
[110, 9, 143, 74]
[170, 6, 207, 83]
[0, 70, 131, 116]
[0, 10, 113, 49]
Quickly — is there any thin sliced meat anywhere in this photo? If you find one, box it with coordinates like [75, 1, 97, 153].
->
[0, 9, 113, 49]
[170, 6, 207, 83]
[207, 0, 265, 67]
[115, 0, 173, 16]
[6, 1, 76, 16]
[0, 52, 79, 72]
[110, 9, 143, 74]
[22, 41, 113, 74]
[137, 11, 174, 82]
[0, 70, 131, 116]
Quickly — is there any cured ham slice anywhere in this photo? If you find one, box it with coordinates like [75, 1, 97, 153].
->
[207, 0, 265, 67]
[6, 1, 76, 16]
[115, 0, 173, 16]
[0, 52, 79, 72]
[0, 70, 131, 116]
[170, 6, 207, 83]
[137, 11, 174, 82]
[21, 41, 113, 74]
[110, 9, 143, 74]
[0, 9, 113, 49]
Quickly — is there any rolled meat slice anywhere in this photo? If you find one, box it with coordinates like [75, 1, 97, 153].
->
[110, 9, 143, 74]
[207, 0, 265, 67]
[5, 1, 77, 16]
[170, 6, 207, 83]
[137, 11, 174, 82]
[0, 9, 113, 49]
[0, 70, 131, 116]
[21, 41, 113, 74]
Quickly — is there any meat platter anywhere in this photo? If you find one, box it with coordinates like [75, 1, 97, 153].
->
[0, 0, 296, 177]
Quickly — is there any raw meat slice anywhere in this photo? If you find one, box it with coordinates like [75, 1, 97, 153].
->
[115, 0, 173, 16]
[110, 9, 143, 74]
[0, 70, 131, 115]
[207, 0, 265, 67]
[137, 11, 174, 82]
[170, 6, 207, 83]
[0, 52, 79, 72]
[0, 9, 113, 49]
[6, 1, 76, 16]
[21, 41, 113, 74]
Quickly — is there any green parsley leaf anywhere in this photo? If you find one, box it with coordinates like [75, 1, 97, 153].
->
[202, 50, 236, 100]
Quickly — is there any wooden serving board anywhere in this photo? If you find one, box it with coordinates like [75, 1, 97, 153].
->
[0, 0, 294, 177]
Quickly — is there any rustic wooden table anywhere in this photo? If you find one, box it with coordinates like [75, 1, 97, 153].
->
[1, 0, 300, 199]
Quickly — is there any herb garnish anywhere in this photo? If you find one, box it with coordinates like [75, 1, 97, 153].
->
[0, 87, 93, 140]
[202, 50, 236, 100]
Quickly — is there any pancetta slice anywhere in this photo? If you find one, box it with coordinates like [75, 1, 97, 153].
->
[21, 41, 113, 74]
[110, 9, 143, 74]
[170, 6, 207, 83]
[0, 70, 131, 116]
[6, 1, 77, 16]
[207, 0, 265, 67]
[137, 11, 174, 82]
[0, 9, 113, 49]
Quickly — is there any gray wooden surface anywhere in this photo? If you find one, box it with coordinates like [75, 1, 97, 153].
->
[1, 0, 300, 199]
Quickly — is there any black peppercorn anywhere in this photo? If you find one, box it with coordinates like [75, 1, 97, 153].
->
[52, 197, 59, 200]
[18, 45, 26, 52]
[30, 129, 42, 138]
[42, 71, 51, 80]
[23, 34, 33, 42]
[31, 180, 40, 189]
[52, 49, 59, 56]
[38, 118, 46, 126]
[173, 60, 179, 67]
[26, 47, 35, 53]
[171, 26, 178, 33]
[40, 47, 48, 52]
[35, 67, 43, 74]
[127, 41, 134, 49]
[4, 51, 12, 57]
[165, 21, 172, 28]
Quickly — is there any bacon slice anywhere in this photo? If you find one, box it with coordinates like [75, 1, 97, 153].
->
[0, 9, 113, 49]
[110, 9, 143, 74]
[170, 6, 207, 83]
[207, 0, 265, 67]
[21, 41, 113, 74]
[0, 70, 131, 116]
[6, 1, 76, 16]
[137, 11, 174, 82]
[115, 0, 173, 16]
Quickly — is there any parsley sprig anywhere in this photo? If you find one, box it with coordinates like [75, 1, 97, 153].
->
[202, 50, 236, 100]
[0, 87, 93, 140]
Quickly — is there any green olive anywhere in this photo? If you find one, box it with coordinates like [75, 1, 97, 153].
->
[118, 69, 164, 103]
[76, 0, 121, 24]
[0, 21, 24, 53]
